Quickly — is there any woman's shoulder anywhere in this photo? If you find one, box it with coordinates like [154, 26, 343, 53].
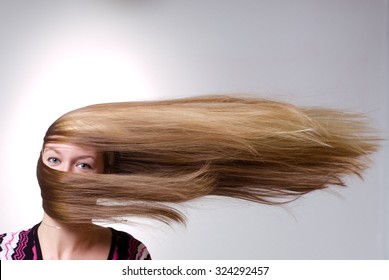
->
[0, 224, 40, 260]
[108, 227, 151, 260]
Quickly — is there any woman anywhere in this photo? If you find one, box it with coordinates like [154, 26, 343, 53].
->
[0, 142, 151, 260]
[0, 95, 380, 260]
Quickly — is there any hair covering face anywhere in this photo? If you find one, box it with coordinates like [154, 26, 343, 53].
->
[37, 95, 380, 227]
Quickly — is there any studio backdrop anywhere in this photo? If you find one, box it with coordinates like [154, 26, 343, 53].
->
[0, 0, 388, 259]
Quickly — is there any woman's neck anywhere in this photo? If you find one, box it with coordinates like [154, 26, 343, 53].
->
[38, 213, 112, 260]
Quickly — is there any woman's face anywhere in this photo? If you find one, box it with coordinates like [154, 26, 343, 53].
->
[42, 143, 104, 174]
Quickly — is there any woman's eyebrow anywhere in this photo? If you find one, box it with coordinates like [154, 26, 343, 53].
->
[76, 155, 96, 161]
[44, 148, 61, 154]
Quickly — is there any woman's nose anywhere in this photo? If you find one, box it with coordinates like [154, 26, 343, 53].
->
[56, 162, 72, 172]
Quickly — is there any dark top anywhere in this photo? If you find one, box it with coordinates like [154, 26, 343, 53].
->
[0, 223, 151, 260]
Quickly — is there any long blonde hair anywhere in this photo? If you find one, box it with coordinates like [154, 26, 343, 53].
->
[36, 95, 380, 226]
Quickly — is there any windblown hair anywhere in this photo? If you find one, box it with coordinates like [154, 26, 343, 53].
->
[36, 95, 380, 226]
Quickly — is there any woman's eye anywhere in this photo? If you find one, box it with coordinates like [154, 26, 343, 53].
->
[76, 162, 92, 169]
[47, 157, 60, 165]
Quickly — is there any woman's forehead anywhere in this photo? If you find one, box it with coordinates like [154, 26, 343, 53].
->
[43, 142, 98, 155]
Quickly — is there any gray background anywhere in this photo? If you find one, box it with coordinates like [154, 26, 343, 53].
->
[0, 0, 388, 259]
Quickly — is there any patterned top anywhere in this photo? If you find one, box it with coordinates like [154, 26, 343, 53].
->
[0, 223, 151, 260]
